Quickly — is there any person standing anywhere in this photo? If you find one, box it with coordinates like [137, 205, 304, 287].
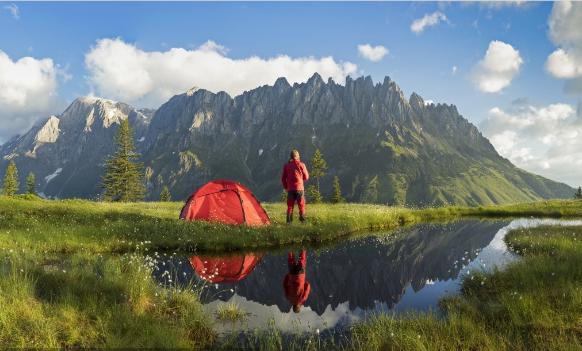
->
[283, 249, 311, 313]
[281, 149, 309, 223]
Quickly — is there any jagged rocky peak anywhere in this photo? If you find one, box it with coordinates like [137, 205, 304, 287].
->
[34, 115, 60, 144]
[273, 77, 291, 91]
[409, 92, 425, 110]
[186, 86, 199, 96]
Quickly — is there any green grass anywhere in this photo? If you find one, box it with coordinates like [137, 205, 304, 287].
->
[1, 195, 582, 348]
[1, 195, 582, 254]
[345, 224, 582, 351]
[0, 251, 214, 348]
[215, 302, 248, 323]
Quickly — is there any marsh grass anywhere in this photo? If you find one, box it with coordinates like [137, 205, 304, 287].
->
[215, 301, 248, 323]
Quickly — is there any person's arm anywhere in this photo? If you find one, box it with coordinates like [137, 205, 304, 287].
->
[301, 281, 311, 304]
[301, 163, 309, 181]
[281, 166, 287, 190]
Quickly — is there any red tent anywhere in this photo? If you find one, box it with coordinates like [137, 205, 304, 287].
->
[179, 179, 270, 226]
[189, 254, 262, 283]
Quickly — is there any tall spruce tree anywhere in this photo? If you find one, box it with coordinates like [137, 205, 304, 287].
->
[575, 186, 582, 200]
[331, 176, 345, 203]
[2, 161, 19, 196]
[101, 119, 145, 202]
[310, 149, 327, 191]
[26, 172, 36, 195]
[160, 186, 171, 202]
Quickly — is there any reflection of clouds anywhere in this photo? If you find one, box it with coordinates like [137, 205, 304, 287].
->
[207, 294, 365, 334]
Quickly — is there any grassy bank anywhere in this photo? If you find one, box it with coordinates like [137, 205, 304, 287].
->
[0, 251, 214, 348]
[345, 224, 582, 351]
[1, 195, 582, 253]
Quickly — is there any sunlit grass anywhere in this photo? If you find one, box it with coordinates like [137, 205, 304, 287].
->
[215, 301, 248, 322]
[1, 195, 581, 254]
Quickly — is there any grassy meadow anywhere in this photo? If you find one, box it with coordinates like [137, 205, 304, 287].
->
[1, 195, 582, 348]
[2, 195, 582, 254]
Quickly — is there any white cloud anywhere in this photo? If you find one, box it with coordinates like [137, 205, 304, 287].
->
[452, 65, 458, 75]
[0, 51, 61, 142]
[85, 38, 358, 108]
[546, 1, 582, 94]
[472, 40, 523, 93]
[478, 1, 527, 9]
[481, 102, 582, 186]
[4, 3, 19, 19]
[357, 44, 388, 62]
[410, 11, 448, 34]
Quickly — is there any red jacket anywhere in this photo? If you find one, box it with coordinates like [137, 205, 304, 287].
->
[283, 273, 311, 306]
[281, 160, 309, 191]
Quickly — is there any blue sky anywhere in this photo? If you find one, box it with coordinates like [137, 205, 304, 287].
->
[1, 1, 582, 185]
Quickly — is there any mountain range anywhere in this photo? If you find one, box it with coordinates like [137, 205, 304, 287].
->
[0, 73, 573, 205]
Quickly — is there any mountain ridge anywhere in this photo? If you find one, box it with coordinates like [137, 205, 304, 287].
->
[0, 74, 574, 205]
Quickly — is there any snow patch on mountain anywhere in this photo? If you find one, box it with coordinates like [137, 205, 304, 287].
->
[44, 168, 62, 183]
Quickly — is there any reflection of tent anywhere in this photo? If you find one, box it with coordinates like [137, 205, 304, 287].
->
[179, 179, 270, 226]
[190, 254, 262, 283]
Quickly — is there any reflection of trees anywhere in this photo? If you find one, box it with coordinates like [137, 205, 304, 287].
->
[156, 220, 506, 316]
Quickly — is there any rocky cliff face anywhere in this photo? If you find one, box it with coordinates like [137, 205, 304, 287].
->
[142, 73, 573, 205]
[0, 97, 152, 198]
[0, 74, 574, 204]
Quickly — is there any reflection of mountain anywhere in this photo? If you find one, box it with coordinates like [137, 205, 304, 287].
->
[155, 220, 506, 315]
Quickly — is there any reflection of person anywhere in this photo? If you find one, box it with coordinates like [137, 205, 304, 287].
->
[283, 250, 311, 313]
[281, 149, 309, 223]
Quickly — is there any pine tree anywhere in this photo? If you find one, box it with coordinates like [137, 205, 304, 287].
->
[307, 184, 322, 204]
[101, 119, 145, 202]
[331, 176, 345, 203]
[361, 176, 379, 203]
[26, 172, 36, 195]
[310, 149, 328, 194]
[2, 161, 19, 196]
[575, 186, 582, 200]
[160, 186, 171, 202]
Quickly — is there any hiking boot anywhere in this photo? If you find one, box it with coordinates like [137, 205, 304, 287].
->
[286, 213, 293, 224]
[299, 214, 306, 223]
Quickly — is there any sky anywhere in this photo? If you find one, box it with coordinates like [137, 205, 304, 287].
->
[1, 1, 582, 186]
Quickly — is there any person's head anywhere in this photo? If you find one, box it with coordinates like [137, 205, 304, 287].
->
[293, 304, 302, 313]
[290, 149, 300, 161]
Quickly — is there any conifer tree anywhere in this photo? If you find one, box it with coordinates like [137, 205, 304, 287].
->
[26, 172, 36, 195]
[2, 161, 19, 196]
[575, 186, 582, 200]
[160, 186, 171, 202]
[331, 176, 345, 203]
[307, 184, 323, 204]
[101, 119, 145, 202]
[310, 149, 327, 192]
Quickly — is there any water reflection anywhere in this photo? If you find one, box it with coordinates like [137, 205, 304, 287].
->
[153, 220, 513, 331]
[189, 254, 262, 283]
[283, 250, 311, 313]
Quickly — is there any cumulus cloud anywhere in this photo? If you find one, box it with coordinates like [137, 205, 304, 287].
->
[472, 40, 523, 93]
[4, 3, 19, 19]
[0, 51, 62, 143]
[452, 65, 458, 75]
[481, 102, 582, 186]
[85, 38, 358, 107]
[357, 44, 388, 62]
[546, 1, 582, 94]
[410, 11, 448, 34]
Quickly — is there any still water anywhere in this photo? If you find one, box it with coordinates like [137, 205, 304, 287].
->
[153, 218, 582, 333]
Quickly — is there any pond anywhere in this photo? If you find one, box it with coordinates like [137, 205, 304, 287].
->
[153, 218, 582, 334]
